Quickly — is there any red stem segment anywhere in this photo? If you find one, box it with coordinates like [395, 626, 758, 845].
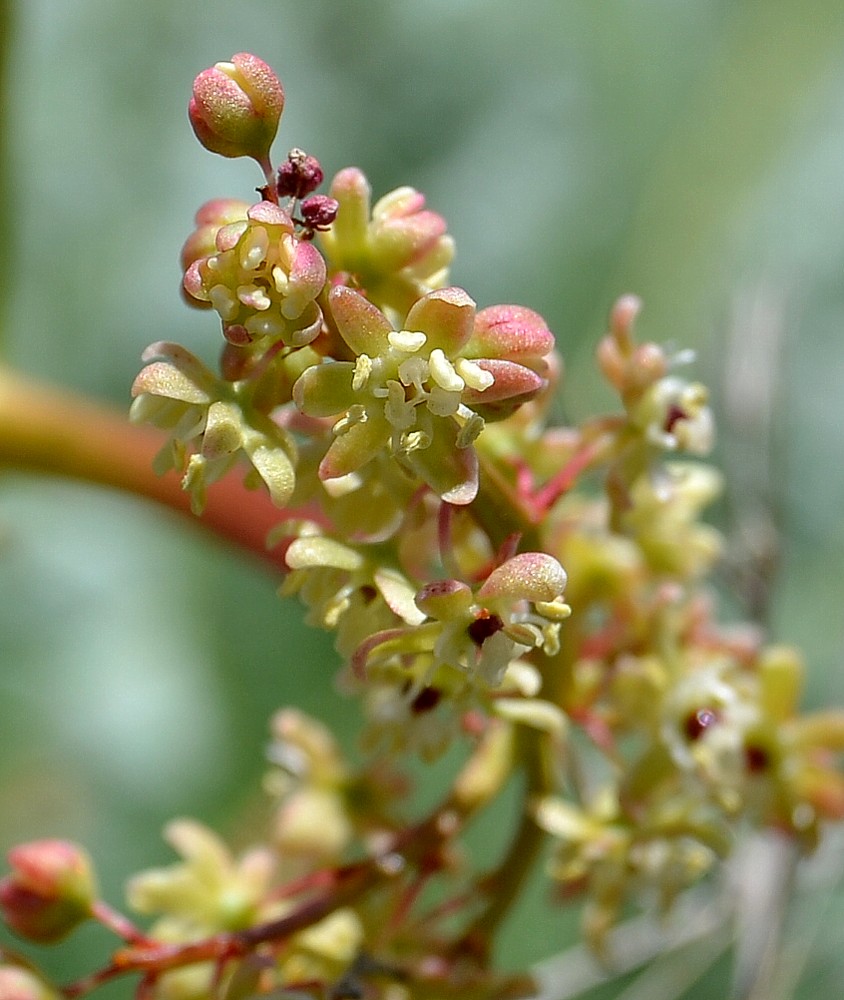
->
[0, 368, 314, 573]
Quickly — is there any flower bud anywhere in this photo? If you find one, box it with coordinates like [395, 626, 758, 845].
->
[0, 840, 96, 944]
[465, 305, 555, 366]
[0, 966, 59, 1000]
[188, 53, 284, 162]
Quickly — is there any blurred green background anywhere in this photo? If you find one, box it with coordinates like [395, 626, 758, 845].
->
[2, 1, 844, 996]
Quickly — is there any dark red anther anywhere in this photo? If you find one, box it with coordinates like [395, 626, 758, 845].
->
[744, 744, 770, 773]
[467, 609, 504, 647]
[300, 195, 339, 230]
[411, 687, 442, 714]
[664, 403, 687, 434]
[223, 323, 253, 346]
[277, 148, 325, 199]
[683, 707, 720, 741]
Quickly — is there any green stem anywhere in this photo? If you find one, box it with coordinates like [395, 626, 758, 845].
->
[0, 367, 298, 573]
[457, 725, 553, 959]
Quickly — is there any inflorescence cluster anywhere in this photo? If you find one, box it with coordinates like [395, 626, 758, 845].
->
[2, 53, 844, 1000]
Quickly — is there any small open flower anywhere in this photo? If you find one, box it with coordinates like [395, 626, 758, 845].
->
[183, 200, 326, 347]
[293, 286, 550, 503]
[660, 659, 759, 791]
[632, 375, 714, 455]
[355, 552, 570, 690]
[268, 709, 354, 860]
[280, 527, 424, 659]
[127, 820, 275, 935]
[622, 462, 723, 579]
[131, 341, 297, 514]
[535, 793, 725, 955]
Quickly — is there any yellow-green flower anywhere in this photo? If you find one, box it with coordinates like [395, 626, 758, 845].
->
[293, 286, 550, 504]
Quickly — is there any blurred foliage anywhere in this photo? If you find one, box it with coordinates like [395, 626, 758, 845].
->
[2, 1, 844, 996]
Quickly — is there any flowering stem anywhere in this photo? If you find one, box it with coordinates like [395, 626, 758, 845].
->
[257, 153, 277, 201]
[446, 441, 579, 954]
[473, 447, 541, 552]
[531, 426, 620, 514]
[62, 795, 475, 998]
[0, 367, 313, 573]
[61, 861, 378, 998]
[90, 901, 154, 946]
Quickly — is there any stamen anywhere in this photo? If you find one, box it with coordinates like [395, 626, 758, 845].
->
[455, 357, 494, 391]
[333, 404, 367, 436]
[389, 329, 427, 352]
[429, 349, 464, 392]
[237, 284, 272, 310]
[426, 386, 460, 417]
[385, 381, 416, 430]
[239, 226, 269, 270]
[272, 265, 289, 294]
[352, 355, 373, 391]
[245, 313, 285, 338]
[208, 284, 239, 321]
[399, 429, 430, 454]
[456, 411, 485, 448]
[398, 356, 428, 389]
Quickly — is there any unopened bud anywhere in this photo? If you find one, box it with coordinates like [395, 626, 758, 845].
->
[0, 840, 96, 944]
[0, 966, 59, 1000]
[188, 53, 284, 162]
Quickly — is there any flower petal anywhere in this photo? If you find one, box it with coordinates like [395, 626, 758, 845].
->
[466, 305, 554, 362]
[370, 212, 448, 271]
[405, 287, 475, 355]
[401, 419, 478, 505]
[201, 400, 243, 458]
[240, 431, 296, 507]
[322, 168, 372, 269]
[292, 362, 357, 417]
[374, 568, 427, 626]
[131, 362, 214, 405]
[328, 286, 392, 357]
[319, 414, 388, 481]
[460, 359, 545, 406]
[478, 552, 567, 603]
[285, 536, 364, 572]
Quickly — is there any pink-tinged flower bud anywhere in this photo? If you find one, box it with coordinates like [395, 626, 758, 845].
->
[0, 966, 59, 1000]
[0, 840, 96, 944]
[415, 579, 473, 620]
[466, 305, 555, 366]
[478, 552, 568, 605]
[188, 53, 284, 162]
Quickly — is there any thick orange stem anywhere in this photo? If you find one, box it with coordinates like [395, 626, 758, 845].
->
[0, 368, 306, 573]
